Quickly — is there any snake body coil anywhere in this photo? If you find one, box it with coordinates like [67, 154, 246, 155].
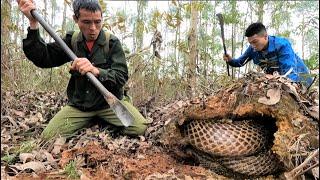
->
[183, 119, 281, 177]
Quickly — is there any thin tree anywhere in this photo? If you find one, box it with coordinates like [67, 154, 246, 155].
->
[186, 2, 199, 97]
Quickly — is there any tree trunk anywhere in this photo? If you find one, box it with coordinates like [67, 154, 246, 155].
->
[50, 0, 57, 42]
[210, 1, 217, 76]
[135, 0, 146, 51]
[257, 0, 265, 22]
[1, 0, 12, 81]
[187, 2, 198, 97]
[203, 15, 208, 80]
[174, 4, 181, 79]
[43, 0, 48, 41]
[61, 0, 67, 36]
[301, 14, 305, 60]
[231, 23, 235, 78]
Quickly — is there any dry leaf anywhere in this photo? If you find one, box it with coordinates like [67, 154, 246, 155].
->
[10, 161, 45, 173]
[265, 74, 274, 79]
[80, 172, 91, 180]
[282, 82, 301, 101]
[28, 112, 44, 124]
[312, 167, 319, 178]
[258, 87, 281, 105]
[19, 153, 35, 163]
[12, 109, 26, 117]
[51, 137, 66, 155]
[43, 151, 56, 163]
[184, 175, 194, 180]
[308, 106, 319, 120]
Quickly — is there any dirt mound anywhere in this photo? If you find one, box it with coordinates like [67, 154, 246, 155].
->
[160, 72, 319, 179]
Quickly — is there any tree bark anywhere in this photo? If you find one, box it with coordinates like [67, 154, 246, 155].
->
[1, 0, 12, 81]
[61, 0, 67, 36]
[257, 0, 265, 22]
[187, 2, 198, 98]
[135, 0, 146, 51]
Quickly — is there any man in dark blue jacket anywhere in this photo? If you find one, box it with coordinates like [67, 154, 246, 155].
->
[223, 22, 312, 87]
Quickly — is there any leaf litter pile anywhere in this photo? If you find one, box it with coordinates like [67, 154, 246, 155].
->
[1, 72, 319, 180]
[1, 91, 222, 179]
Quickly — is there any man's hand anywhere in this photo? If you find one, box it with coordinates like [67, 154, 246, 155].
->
[223, 54, 232, 62]
[17, 0, 38, 29]
[70, 58, 100, 77]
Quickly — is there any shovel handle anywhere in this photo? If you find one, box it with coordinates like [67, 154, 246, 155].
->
[30, 10, 114, 101]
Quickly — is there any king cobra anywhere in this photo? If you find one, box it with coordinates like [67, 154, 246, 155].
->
[182, 119, 282, 177]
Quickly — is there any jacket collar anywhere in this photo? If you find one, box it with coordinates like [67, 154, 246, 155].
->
[267, 35, 276, 52]
[76, 30, 107, 46]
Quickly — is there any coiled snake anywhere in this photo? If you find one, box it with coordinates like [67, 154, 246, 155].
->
[182, 119, 282, 177]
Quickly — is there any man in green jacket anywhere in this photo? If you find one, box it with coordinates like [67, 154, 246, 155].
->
[18, 0, 147, 140]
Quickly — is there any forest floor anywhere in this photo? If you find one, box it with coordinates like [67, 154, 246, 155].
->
[1, 90, 230, 180]
[1, 72, 319, 180]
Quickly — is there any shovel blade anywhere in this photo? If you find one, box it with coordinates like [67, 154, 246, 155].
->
[110, 100, 134, 127]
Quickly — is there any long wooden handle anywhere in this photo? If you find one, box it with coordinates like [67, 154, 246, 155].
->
[216, 13, 230, 76]
[31, 10, 116, 101]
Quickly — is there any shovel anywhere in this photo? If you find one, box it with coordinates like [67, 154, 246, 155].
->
[216, 13, 230, 76]
[29, 10, 134, 127]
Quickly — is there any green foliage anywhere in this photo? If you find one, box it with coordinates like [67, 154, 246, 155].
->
[223, 0, 241, 24]
[305, 53, 319, 70]
[15, 140, 37, 154]
[1, 140, 37, 165]
[64, 160, 80, 179]
[1, 153, 17, 165]
[149, 10, 163, 30]
[278, 30, 291, 39]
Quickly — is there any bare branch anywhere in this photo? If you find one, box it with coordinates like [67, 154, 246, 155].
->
[284, 148, 319, 179]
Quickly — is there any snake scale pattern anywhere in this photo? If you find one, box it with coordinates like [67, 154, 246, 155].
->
[182, 119, 282, 177]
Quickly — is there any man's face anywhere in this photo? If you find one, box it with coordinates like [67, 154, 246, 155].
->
[74, 8, 102, 41]
[247, 33, 268, 51]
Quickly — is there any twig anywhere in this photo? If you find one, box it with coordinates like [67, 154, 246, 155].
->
[1, 115, 19, 128]
[307, 75, 318, 91]
[284, 148, 319, 179]
[126, 45, 151, 60]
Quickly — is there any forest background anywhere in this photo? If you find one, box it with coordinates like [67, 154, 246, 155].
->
[1, 0, 319, 106]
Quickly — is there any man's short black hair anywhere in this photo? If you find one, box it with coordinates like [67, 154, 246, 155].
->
[73, 0, 102, 18]
[245, 22, 267, 37]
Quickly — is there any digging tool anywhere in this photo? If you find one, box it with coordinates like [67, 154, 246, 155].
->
[29, 10, 133, 127]
[216, 13, 230, 76]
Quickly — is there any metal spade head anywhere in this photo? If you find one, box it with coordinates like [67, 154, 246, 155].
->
[110, 100, 134, 127]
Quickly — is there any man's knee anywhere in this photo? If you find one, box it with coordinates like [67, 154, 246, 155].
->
[123, 123, 147, 136]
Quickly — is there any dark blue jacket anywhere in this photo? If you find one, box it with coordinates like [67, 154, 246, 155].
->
[228, 36, 312, 86]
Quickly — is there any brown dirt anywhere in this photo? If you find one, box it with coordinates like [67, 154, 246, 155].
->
[1, 72, 318, 179]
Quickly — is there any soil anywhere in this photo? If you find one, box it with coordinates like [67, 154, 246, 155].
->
[1, 72, 318, 180]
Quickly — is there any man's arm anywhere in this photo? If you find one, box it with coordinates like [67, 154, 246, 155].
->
[227, 46, 253, 67]
[19, 0, 71, 68]
[276, 41, 299, 82]
[22, 28, 72, 68]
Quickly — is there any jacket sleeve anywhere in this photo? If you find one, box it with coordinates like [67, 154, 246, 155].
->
[228, 46, 253, 67]
[22, 28, 72, 68]
[276, 40, 299, 81]
[97, 35, 128, 89]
